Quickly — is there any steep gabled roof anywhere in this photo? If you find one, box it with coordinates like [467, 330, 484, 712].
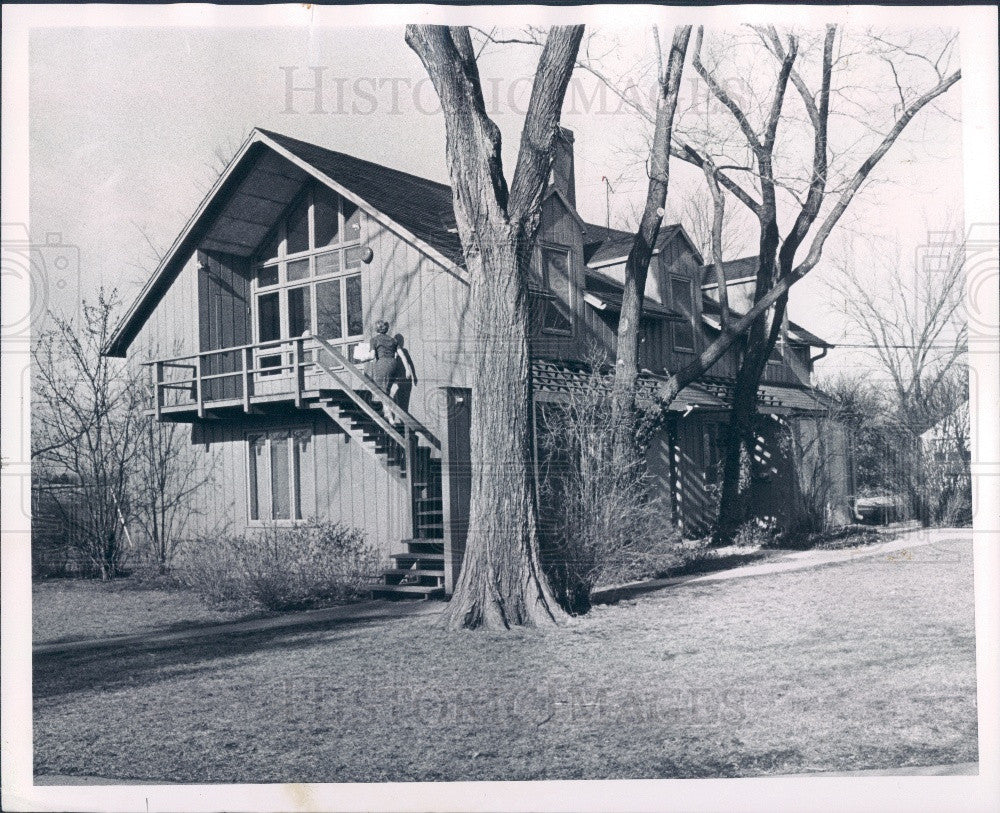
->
[583, 223, 686, 266]
[106, 128, 467, 357]
[699, 255, 759, 286]
[583, 270, 680, 319]
[257, 129, 464, 267]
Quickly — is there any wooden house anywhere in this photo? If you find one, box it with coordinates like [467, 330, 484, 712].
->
[105, 127, 850, 598]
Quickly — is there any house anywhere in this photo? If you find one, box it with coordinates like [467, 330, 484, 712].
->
[105, 127, 850, 598]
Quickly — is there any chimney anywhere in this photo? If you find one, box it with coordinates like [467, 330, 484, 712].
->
[550, 127, 576, 207]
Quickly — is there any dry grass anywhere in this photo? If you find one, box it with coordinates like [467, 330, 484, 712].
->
[34, 536, 977, 782]
[32, 580, 256, 646]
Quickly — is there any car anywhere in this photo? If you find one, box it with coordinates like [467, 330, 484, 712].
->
[852, 494, 909, 525]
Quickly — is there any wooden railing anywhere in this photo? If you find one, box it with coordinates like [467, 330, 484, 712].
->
[145, 335, 355, 419]
[312, 336, 441, 452]
[146, 335, 439, 450]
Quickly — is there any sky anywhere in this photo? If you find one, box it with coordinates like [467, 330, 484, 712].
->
[27, 23, 965, 382]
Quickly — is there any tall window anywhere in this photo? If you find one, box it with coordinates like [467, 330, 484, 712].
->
[253, 184, 366, 369]
[531, 245, 573, 336]
[248, 428, 315, 522]
[670, 275, 695, 352]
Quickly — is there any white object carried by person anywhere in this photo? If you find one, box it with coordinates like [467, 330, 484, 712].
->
[352, 340, 375, 363]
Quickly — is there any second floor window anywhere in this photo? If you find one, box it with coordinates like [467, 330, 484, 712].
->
[670, 275, 695, 352]
[531, 245, 573, 336]
[253, 184, 366, 368]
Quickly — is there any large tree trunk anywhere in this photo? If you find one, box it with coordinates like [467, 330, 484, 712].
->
[406, 24, 583, 628]
[445, 237, 564, 628]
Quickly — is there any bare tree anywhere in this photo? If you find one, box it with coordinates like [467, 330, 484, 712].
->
[573, 26, 959, 539]
[832, 226, 968, 523]
[405, 25, 584, 629]
[608, 26, 691, 448]
[133, 349, 212, 569]
[32, 291, 147, 579]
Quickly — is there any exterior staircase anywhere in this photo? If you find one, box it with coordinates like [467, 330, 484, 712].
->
[311, 336, 446, 600]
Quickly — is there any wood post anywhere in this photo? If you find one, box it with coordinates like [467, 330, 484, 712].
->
[154, 361, 164, 421]
[293, 338, 303, 409]
[404, 428, 417, 539]
[195, 355, 204, 418]
[242, 346, 252, 412]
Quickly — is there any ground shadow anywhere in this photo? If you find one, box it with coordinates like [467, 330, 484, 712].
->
[34, 609, 430, 700]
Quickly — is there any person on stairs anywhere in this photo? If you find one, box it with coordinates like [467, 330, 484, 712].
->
[368, 320, 416, 422]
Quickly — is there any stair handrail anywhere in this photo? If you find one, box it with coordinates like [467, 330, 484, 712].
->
[313, 335, 442, 452]
[311, 341, 407, 450]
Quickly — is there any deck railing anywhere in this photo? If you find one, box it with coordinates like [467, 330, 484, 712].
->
[145, 335, 359, 419]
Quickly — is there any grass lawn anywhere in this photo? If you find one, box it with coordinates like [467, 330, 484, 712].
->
[34, 535, 977, 782]
[33, 579, 259, 646]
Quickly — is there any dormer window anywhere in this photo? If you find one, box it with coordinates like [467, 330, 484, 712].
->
[670, 275, 696, 352]
[530, 244, 573, 336]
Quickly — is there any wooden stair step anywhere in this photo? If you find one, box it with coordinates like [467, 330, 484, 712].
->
[391, 552, 444, 566]
[384, 567, 445, 578]
[402, 540, 444, 551]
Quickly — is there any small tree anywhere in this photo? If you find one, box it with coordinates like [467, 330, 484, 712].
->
[132, 371, 211, 569]
[32, 291, 146, 578]
[536, 358, 677, 613]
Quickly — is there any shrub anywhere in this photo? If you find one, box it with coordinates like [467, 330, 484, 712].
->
[732, 517, 781, 549]
[536, 362, 682, 614]
[177, 521, 383, 610]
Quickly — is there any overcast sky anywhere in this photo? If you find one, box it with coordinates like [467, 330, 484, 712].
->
[28, 24, 964, 380]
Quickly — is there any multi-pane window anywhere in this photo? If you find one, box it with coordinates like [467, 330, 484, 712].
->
[531, 245, 573, 336]
[670, 275, 695, 352]
[247, 428, 315, 522]
[253, 184, 365, 370]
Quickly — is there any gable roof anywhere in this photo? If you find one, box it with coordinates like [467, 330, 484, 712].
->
[106, 128, 467, 357]
[583, 223, 686, 266]
[583, 270, 680, 319]
[257, 129, 464, 267]
[699, 255, 760, 287]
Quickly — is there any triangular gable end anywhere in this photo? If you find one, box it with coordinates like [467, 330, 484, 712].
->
[542, 185, 588, 235]
[105, 128, 465, 357]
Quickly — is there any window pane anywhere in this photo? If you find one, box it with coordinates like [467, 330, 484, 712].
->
[543, 249, 571, 301]
[270, 435, 291, 520]
[673, 321, 695, 350]
[542, 300, 572, 333]
[257, 265, 278, 287]
[315, 279, 342, 340]
[257, 292, 281, 342]
[345, 246, 364, 269]
[286, 197, 309, 255]
[293, 430, 313, 520]
[345, 274, 364, 337]
[288, 286, 311, 337]
[248, 436, 266, 521]
[671, 277, 692, 313]
[287, 257, 310, 282]
[344, 200, 362, 242]
[315, 250, 340, 277]
[528, 293, 546, 336]
[314, 186, 341, 248]
[258, 229, 282, 263]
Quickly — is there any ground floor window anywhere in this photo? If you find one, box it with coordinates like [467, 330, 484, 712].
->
[247, 428, 315, 522]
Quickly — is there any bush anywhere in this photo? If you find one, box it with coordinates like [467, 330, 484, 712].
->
[177, 521, 383, 610]
[536, 362, 682, 614]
